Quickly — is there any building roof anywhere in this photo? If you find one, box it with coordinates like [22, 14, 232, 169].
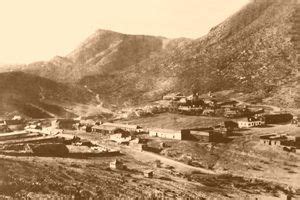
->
[149, 128, 181, 134]
[4, 120, 24, 125]
[111, 131, 131, 138]
[0, 131, 28, 137]
[190, 131, 210, 136]
[54, 119, 78, 123]
[238, 119, 263, 123]
[80, 119, 95, 125]
[111, 159, 123, 164]
[102, 122, 141, 130]
[92, 125, 117, 131]
[143, 169, 154, 174]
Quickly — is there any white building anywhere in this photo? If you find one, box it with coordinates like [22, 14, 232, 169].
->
[238, 120, 265, 128]
[149, 129, 190, 140]
[110, 132, 132, 144]
[101, 122, 143, 132]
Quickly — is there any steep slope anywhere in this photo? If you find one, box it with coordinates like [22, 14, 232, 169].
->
[4, 0, 299, 109]
[0, 72, 93, 118]
[80, 0, 300, 107]
[23, 30, 167, 83]
[171, 0, 299, 107]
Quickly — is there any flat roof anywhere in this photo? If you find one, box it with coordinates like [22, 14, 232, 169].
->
[0, 131, 28, 137]
[149, 128, 181, 134]
[92, 125, 117, 131]
[144, 169, 154, 173]
[238, 120, 263, 123]
[190, 131, 210, 136]
[102, 122, 140, 129]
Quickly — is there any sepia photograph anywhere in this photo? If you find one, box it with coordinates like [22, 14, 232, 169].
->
[0, 0, 299, 199]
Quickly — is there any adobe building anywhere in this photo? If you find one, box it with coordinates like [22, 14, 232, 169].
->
[263, 113, 293, 124]
[143, 170, 154, 178]
[291, 116, 299, 127]
[51, 119, 79, 130]
[190, 131, 210, 142]
[237, 120, 265, 128]
[95, 122, 143, 133]
[91, 125, 118, 134]
[110, 131, 132, 144]
[148, 128, 190, 140]
[129, 138, 147, 151]
[109, 159, 124, 170]
[0, 124, 11, 133]
[4, 119, 26, 131]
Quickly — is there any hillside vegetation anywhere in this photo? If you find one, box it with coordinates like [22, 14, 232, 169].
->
[0, 72, 93, 118]
[22, 30, 167, 83]
[1, 0, 299, 109]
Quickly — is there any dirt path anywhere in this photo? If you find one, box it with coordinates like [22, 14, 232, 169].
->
[27, 103, 57, 118]
[123, 147, 216, 174]
[232, 98, 281, 113]
[63, 131, 216, 174]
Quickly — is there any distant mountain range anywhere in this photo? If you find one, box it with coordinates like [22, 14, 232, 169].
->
[1, 0, 299, 118]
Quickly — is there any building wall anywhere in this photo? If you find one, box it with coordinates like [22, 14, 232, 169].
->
[8, 124, 25, 131]
[270, 140, 281, 146]
[195, 135, 209, 142]
[92, 128, 112, 134]
[190, 131, 210, 142]
[238, 121, 253, 128]
[260, 139, 282, 146]
[149, 130, 182, 140]
[264, 114, 293, 124]
[52, 120, 76, 130]
[209, 132, 224, 142]
[110, 134, 131, 143]
[238, 121, 264, 128]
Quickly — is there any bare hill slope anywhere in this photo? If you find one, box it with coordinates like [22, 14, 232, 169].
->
[0, 72, 93, 118]
[3, 0, 299, 108]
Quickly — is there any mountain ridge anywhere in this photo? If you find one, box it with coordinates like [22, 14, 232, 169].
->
[1, 0, 299, 112]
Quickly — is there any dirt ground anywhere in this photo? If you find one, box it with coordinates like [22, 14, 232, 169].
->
[117, 113, 226, 130]
[0, 114, 300, 199]
[0, 150, 295, 199]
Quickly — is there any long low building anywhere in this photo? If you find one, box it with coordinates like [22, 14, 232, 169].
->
[263, 113, 293, 124]
[92, 125, 117, 134]
[148, 128, 190, 140]
[237, 120, 265, 128]
[104, 122, 143, 132]
[0, 131, 29, 141]
[92, 122, 143, 133]
[190, 131, 210, 142]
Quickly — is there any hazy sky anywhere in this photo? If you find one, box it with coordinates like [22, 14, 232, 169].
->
[0, 0, 249, 64]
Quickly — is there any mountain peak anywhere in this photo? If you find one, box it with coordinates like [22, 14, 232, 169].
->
[9, 0, 300, 109]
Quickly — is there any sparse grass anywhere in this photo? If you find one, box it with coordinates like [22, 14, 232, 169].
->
[118, 113, 225, 130]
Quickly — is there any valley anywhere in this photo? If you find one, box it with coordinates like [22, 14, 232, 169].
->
[0, 0, 300, 199]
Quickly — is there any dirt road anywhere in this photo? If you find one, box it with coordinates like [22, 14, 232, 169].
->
[123, 146, 216, 174]
[232, 98, 281, 113]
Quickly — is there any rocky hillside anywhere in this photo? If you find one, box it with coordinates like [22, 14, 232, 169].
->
[0, 72, 94, 118]
[3, 0, 300, 109]
[78, 0, 300, 107]
[22, 30, 167, 83]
